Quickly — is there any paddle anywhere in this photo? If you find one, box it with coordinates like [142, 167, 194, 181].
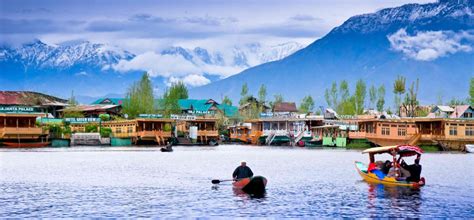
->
[211, 179, 234, 184]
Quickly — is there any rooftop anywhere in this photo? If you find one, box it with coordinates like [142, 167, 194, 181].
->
[0, 91, 68, 106]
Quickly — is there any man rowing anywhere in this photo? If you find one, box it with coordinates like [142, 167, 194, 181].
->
[232, 160, 254, 180]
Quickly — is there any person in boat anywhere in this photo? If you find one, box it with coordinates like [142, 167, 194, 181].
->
[381, 160, 392, 175]
[401, 158, 422, 182]
[232, 160, 254, 180]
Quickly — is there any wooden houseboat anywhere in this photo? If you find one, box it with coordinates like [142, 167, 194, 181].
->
[229, 123, 252, 143]
[245, 116, 323, 146]
[347, 118, 474, 150]
[0, 113, 49, 147]
[135, 118, 174, 145]
[102, 120, 137, 146]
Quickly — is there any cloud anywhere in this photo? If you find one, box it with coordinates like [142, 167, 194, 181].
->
[290, 14, 320, 22]
[74, 71, 88, 76]
[112, 51, 244, 80]
[388, 29, 474, 61]
[167, 74, 211, 87]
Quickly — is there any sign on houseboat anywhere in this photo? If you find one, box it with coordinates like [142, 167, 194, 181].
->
[0, 106, 37, 113]
[64, 118, 101, 123]
[171, 115, 196, 120]
[138, 114, 163, 118]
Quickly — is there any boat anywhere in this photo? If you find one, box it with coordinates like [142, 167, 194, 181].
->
[160, 143, 173, 152]
[355, 145, 426, 188]
[466, 144, 474, 153]
[3, 142, 50, 148]
[233, 176, 267, 195]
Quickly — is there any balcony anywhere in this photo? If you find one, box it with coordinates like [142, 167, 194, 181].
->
[198, 130, 218, 137]
[0, 127, 44, 138]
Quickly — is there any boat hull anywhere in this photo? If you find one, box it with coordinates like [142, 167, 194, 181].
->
[233, 176, 267, 194]
[466, 144, 474, 153]
[3, 142, 50, 148]
[355, 161, 424, 188]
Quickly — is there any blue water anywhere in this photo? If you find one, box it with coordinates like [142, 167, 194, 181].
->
[0, 145, 473, 218]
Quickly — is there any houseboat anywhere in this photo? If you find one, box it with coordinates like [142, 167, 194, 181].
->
[173, 115, 219, 145]
[229, 123, 252, 143]
[347, 118, 474, 151]
[102, 120, 137, 146]
[0, 112, 49, 147]
[135, 118, 174, 145]
[245, 115, 323, 146]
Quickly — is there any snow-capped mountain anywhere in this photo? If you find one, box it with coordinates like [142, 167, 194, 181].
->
[191, 0, 474, 105]
[160, 42, 304, 68]
[0, 39, 303, 98]
[0, 40, 135, 71]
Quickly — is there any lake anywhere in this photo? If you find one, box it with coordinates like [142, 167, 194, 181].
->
[0, 145, 473, 218]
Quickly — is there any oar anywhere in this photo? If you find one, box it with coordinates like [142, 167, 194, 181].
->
[211, 179, 234, 184]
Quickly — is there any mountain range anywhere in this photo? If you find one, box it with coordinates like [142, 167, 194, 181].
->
[0, 39, 303, 102]
[191, 0, 474, 106]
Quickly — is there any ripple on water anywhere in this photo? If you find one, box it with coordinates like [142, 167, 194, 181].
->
[0, 145, 473, 218]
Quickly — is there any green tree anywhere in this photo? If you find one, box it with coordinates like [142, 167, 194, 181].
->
[470, 77, 474, 106]
[337, 80, 352, 114]
[299, 95, 315, 113]
[447, 97, 467, 106]
[401, 78, 419, 117]
[68, 90, 78, 106]
[162, 81, 189, 116]
[222, 96, 232, 106]
[369, 85, 377, 109]
[354, 79, 367, 114]
[258, 84, 267, 104]
[239, 83, 249, 106]
[270, 94, 284, 110]
[376, 85, 386, 112]
[393, 75, 406, 116]
[123, 72, 156, 118]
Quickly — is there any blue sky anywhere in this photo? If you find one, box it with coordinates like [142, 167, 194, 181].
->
[1, 0, 434, 53]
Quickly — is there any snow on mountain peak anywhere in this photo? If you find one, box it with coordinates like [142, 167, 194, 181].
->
[1, 40, 134, 70]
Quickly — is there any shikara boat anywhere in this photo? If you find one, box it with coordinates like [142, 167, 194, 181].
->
[233, 176, 267, 194]
[355, 145, 425, 188]
[3, 142, 50, 148]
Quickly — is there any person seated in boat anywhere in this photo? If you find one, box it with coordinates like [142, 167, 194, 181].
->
[368, 161, 383, 173]
[232, 160, 254, 180]
[401, 158, 422, 182]
[381, 160, 392, 175]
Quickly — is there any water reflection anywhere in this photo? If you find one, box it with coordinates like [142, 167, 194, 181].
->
[366, 183, 422, 216]
[233, 188, 266, 199]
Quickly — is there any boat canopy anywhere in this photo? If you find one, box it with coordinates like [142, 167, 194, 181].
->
[363, 145, 423, 157]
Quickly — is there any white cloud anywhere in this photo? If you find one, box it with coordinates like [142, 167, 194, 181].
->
[167, 74, 211, 87]
[74, 71, 88, 76]
[388, 29, 473, 61]
[113, 52, 201, 77]
[112, 50, 246, 81]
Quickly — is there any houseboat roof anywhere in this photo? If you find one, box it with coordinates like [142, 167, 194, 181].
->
[273, 102, 298, 112]
[91, 98, 124, 105]
[0, 112, 46, 117]
[58, 104, 120, 112]
[0, 91, 68, 106]
[135, 118, 174, 122]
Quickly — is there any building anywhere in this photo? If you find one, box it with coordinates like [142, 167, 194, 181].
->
[0, 112, 48, 146]
[450, 105, 474, 119]
[428, 105, 455, 118]
[59, 105, 122, 118]
[0, 91, 68, 117]
[91, 98, 124, 105]
[273, 102, 298, 114]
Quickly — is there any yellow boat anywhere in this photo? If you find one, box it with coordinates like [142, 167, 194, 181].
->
[355, 145, 425, 188]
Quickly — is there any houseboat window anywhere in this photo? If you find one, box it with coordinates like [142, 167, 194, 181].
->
[465, 126, 474, 136]
[381, 127, 390, 136]
[449, 126, 457, 136]
[117, 127, 122, 133]
[128, 127, 133, 133]
[397, 128, 406, 136]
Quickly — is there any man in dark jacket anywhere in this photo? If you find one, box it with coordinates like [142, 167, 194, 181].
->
[232, 160, 254, 180]
[402, 158, 422, 182]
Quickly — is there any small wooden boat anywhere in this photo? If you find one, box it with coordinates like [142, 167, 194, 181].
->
[465, 144, 474, 153]
[355, 145, 425, 188]
[233, 176, 267, 194]
[160, 147, 173, 152]
[3, 142, 50, 148]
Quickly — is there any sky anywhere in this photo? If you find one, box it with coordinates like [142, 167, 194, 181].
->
[0, 0, 435, 53]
